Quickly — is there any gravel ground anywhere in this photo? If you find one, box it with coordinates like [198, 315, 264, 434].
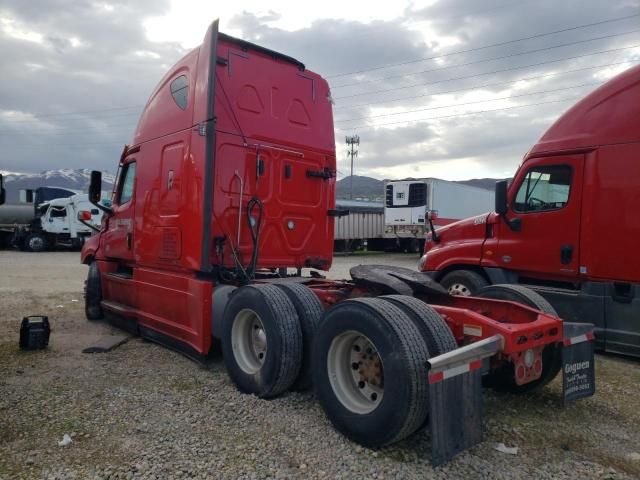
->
[1, 251, 639, 480]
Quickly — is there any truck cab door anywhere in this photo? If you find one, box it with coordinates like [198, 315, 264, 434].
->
[46, 205, 68, 234]
[495, 155, 583, 281]
[102, 160, 137, 262]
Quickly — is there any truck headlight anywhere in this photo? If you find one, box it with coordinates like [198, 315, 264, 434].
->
[418, 253, 428, 271]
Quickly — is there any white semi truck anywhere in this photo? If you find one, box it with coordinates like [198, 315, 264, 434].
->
[0, 187, 104, 251]
[384, 178, 495, 252]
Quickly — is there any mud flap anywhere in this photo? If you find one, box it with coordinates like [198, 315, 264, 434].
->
[427, 335, 503, 466]
[562, 322, 596, 404]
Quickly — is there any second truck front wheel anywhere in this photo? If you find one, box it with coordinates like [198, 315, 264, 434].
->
[440, 269, 488, 296]
[25, 233, 48, 252]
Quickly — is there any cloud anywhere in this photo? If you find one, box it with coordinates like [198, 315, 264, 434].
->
[0, 0, 637, 181]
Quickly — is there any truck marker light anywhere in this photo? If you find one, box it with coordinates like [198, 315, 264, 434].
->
[523, 348, 535, 368]
[563, 331, 595, 346]
[463, 325, 482, 337]
[428, 359, 483, 384]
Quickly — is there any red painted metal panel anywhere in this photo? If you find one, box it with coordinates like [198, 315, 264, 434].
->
[580, 143, 640, 283]
[531, 64, 640, 156]
[135, 268, 213, 355]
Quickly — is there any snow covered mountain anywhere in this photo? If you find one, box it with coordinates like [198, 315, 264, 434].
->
[1, 169, 115, 202]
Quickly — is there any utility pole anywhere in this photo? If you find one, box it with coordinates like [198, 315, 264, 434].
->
[345, 135, 360, 200]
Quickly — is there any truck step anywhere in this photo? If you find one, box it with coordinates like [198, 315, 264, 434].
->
[101, 299, 136, 316]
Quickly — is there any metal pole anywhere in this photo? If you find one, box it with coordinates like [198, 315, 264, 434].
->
[345, 135, 360, 200]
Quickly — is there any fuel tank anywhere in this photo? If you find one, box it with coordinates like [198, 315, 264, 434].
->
[0, 203, 33, 225]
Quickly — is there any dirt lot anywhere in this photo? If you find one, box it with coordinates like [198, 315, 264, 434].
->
[1, 251, 639, 480]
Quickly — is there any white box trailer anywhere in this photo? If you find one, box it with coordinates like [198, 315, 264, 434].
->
[384, 178, 495, 251]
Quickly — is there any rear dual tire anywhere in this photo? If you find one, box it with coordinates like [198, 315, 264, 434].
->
[273, 283, 324, 391]
[312, 298, 434, 447]
[222, 288, 458, 448]
[221, 284, 303, 399]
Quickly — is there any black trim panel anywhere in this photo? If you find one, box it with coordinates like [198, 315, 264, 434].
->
[139, 325, 206, 363]
[219, 32, 305, 70]
[200, 20, 219, 272]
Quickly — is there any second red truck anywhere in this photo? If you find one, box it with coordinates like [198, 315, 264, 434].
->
[420, 65, 640, 358]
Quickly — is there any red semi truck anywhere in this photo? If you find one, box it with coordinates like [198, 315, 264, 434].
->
[420, 65, 640, 358]
[79, 21, 595, 463]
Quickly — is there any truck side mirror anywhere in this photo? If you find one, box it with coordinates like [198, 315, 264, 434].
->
[0, 174, 5, 205]
[495, 180, 508, 216]
[88, 170, 113, 215]
[89, 171, 102, 203]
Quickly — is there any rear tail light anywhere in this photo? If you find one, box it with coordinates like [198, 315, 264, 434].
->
[77, 210, 92, 221]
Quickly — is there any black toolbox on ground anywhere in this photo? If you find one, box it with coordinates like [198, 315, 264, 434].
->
[19, 316, 50, 350]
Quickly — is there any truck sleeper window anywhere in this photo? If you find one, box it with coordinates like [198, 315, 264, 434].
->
[118, 162, 136, 205]
[514, 165, 571, 213]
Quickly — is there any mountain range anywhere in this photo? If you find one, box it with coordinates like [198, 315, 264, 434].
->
[1, 169, 503, 203]
[335, 175, 504, 200]
[1, 169, 115, 202]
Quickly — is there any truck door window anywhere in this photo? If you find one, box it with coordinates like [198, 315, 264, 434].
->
[50, 207, 67, 218]
[514, 165, 572, 213]
[118, 162, 136, 205]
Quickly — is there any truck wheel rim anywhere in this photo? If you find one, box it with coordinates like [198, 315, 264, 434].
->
[448, 283, 472, 296]
[231, 309, 267, 374]
[327, 330, 384, 414]
[29, 237, 44, 250]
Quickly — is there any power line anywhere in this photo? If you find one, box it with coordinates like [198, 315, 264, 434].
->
[334, 81, 599, 124]
[325, 12, 640, 78]
[0, 141, 125, 149]
[5, 59, 630, 138]
[333, 60, 631, 110]
[0, 110, 142, 128]
[318, 0, 536, 46]
[0, 116, 139, 135]
[333, 43, 640, 100]
[331, 28, 640, 89]
[0, 13, 637, 129]
[335, 95, 582, 132]
[0, 104, 143, 121]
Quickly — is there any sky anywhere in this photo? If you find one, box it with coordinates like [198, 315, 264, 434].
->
[0, 0, 638, 181]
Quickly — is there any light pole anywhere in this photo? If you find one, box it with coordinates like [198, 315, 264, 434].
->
[345, 135, 360, 199]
